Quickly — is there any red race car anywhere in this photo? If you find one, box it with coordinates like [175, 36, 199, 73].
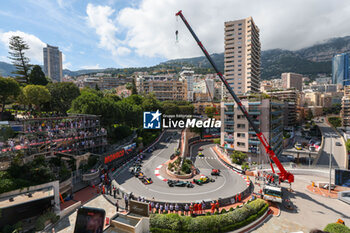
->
[211, 169, 221, 176]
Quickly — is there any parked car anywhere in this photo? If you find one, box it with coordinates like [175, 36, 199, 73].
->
[198, 147, 204, 151]
[336, 142, 342, 146]
[322, 184, 336, 190]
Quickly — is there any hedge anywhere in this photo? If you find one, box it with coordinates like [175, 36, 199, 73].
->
[324, 223, 350, 233]
[150, 199, 268, 233]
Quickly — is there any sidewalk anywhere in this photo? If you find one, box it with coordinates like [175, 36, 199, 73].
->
[306, 185, 338, 198]
[60, 186, 99, 210]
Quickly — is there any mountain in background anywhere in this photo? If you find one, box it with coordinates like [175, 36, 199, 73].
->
[1, 36, 350, 80]
[163, 35, 350, 79]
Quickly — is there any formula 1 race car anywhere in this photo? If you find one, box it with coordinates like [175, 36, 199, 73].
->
[131, 165, 141, 174]
[211, 169, 221, 176]
[140, 176, 153, 185]
[193, 176, 215, 185]
[167, 180, 194, 188]
[135, 171, 145, 178]
[198, 152, 204, 157]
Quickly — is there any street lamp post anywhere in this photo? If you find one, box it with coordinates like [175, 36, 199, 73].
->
[329, 135, 332, 193]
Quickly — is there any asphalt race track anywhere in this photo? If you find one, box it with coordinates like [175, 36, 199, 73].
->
[114, 130, 247, 202]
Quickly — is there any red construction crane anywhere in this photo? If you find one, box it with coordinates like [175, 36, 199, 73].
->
[176, 10, 294, 183]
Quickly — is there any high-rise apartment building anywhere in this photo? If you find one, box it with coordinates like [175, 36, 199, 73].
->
[281, 73, 303, 91]
[224, 17, 261, 95]
[332, 53, 350, 86]
[43, 44, 63, 82]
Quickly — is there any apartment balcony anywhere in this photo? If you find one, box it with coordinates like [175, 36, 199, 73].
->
[224, 102, 235, 106]
[271, 110, 283, 115]
[225, 128, 234, 133]
[224, 120, 235, 125]
[248, 101, 261, 105]
[248, 109, 260, 115]
[224, 137, 234, 143]
[272, 118, 282, 125]
[248, 139, 260, 145]
[224, 111, 234, 115]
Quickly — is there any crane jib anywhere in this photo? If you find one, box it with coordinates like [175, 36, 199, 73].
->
[175, 10, 294, 183]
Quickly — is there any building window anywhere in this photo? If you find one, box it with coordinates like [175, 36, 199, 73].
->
[237, 142, 245, 147]
[238, 37, 242, 40]
[237, 123, 245, 128]
[238, 33, 242, 35]
[237, 133, 245, 138]
[238, 65, 242, 67]
[238, 87, 242, 89]
[238, 23, 242, 26]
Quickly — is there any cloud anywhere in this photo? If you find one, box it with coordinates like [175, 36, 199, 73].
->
[81, 64, 102, 69]
[63, 62, 72, 69]
[116, 46, 131, 56]
[115, 0, 350, 59]
[0, 30, 46, 63]
[86, 3, 131, 59]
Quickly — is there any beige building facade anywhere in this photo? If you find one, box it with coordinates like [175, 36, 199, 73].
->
[135, 75, 187, 101]
[224, 17, 261, 95]
[281, 73, 303, 91]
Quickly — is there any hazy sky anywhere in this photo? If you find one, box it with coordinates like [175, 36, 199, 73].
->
[0, 0, 349, 70]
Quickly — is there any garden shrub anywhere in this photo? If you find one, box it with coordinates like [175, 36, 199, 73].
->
[220, 209, 227, 214]
[324, 223, 350, 233]
[229, 207, 234, 212]
[150, 199, 268, 233]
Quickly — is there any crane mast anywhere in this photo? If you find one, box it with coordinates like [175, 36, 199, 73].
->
[176, 10, 294, 183]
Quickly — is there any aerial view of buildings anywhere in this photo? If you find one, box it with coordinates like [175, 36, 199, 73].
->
[0, 1, 350, 233]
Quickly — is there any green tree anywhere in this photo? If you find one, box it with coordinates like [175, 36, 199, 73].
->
[306, 109, 313, 121]
[47, 82, 80, 114]
[230, 151, 247, 165]
[8, 36, 31, 83]
[161, 101, 179, 115]
[0, 77, 21, 120]
[346, 139, 350, 153]
[21, 85, 51, 111]
[328, 116, 341, 128]
[29, 65, 48, 85]
[142, 93, 161, 111]
[205, 106, 217, 118]
[131, 78, 137, 95]
[69, 92, 118, 126]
